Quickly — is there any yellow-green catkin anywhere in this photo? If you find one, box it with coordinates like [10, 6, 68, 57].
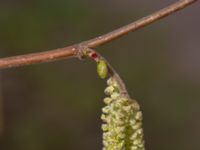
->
[101, 77, 145, 150]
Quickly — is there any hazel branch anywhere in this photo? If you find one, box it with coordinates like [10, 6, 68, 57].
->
[0, 0, 197, 69]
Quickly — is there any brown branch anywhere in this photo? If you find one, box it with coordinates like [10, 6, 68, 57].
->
[0, 0, 197, 69]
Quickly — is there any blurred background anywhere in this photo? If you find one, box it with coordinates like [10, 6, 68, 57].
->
[0, 0, 200, 149]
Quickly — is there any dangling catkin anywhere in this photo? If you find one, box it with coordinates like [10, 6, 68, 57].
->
[101, 77, 145, 150]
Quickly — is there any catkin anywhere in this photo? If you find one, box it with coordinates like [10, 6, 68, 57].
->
[101, 77, 145, 150]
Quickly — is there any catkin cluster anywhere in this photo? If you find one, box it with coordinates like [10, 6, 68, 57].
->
[101, 77, 145, 150]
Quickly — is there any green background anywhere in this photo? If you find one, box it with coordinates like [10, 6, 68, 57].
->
[0, 1, 200, 149]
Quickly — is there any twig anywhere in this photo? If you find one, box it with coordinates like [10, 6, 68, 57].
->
[0, 0, 197, 69]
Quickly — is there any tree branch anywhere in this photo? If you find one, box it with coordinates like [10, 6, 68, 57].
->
[0, 0, 197, 69]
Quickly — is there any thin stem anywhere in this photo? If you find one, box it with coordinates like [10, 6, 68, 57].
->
[0, 0, 197, 69]
[84, 0, 198, 48]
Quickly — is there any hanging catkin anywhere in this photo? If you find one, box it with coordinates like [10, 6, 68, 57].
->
[101, 77, 145, 150]
[84, 48, 145, 150]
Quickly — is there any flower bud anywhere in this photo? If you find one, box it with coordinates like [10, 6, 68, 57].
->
[97, 59, 108, 79]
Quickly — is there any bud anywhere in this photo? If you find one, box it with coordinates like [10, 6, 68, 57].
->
[97, 59, 108, 79]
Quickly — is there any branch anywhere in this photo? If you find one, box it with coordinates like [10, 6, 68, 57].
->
[0, 0, 197, 69]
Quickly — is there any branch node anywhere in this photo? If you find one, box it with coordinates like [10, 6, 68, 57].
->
[75, 45, 87, 60]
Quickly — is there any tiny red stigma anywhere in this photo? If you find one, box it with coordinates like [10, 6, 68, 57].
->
[91, 52, 97, 59]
